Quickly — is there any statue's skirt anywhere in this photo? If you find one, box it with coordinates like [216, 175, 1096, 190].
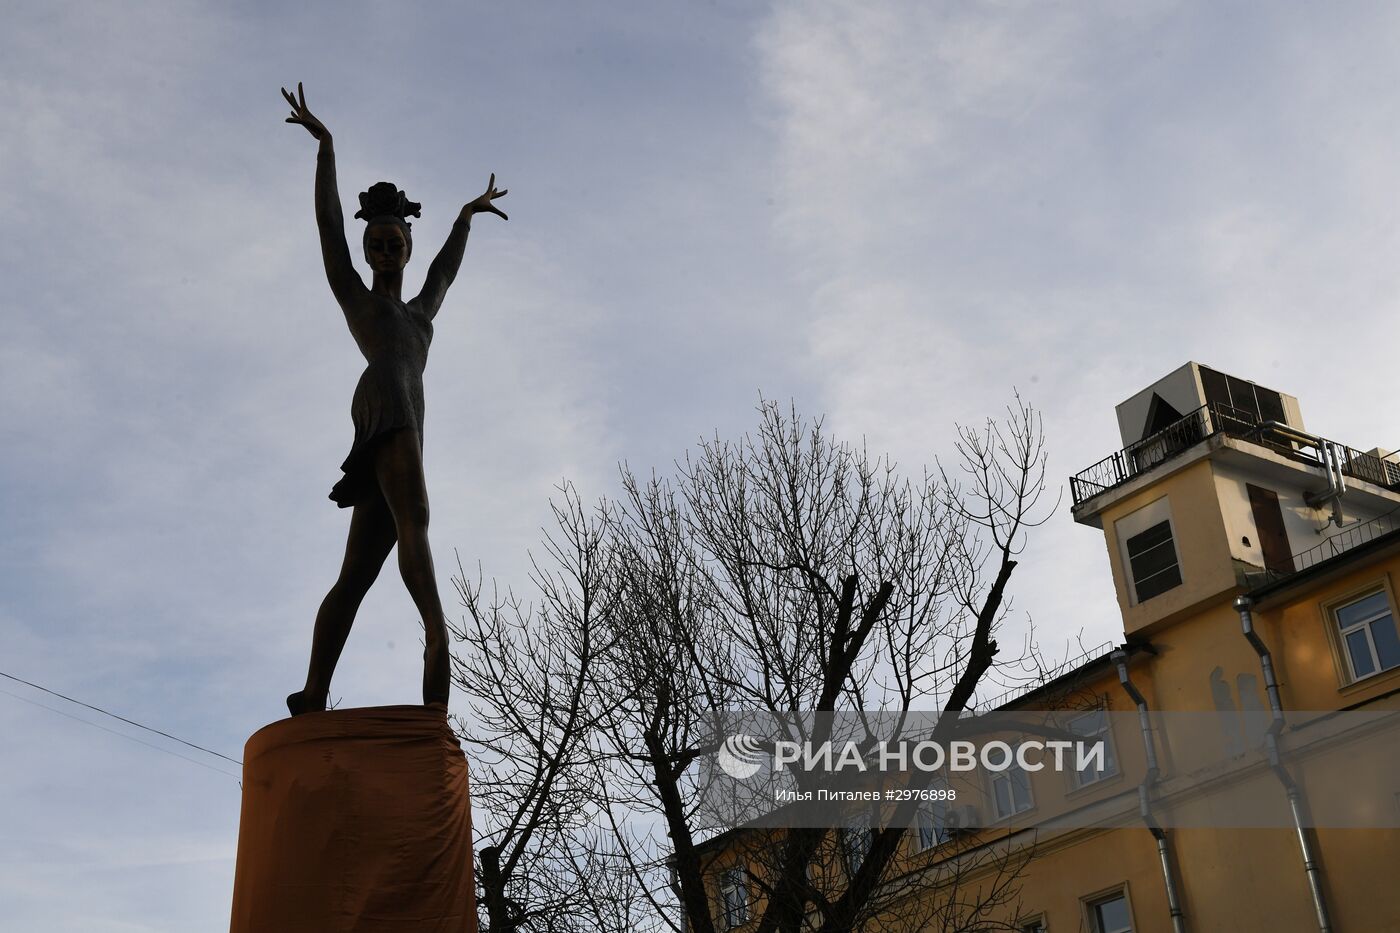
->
[229, 705, 477, 932]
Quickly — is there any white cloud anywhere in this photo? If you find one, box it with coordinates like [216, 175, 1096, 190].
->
[755, 0, 1400, 660]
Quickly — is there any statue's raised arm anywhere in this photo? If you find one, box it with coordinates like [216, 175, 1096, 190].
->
[415, 175, 509, 319]
[282, 83, 365, 307]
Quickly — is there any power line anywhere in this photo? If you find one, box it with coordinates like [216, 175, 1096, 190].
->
[0, 669, 243, 768]
[0, 686, 241, 780]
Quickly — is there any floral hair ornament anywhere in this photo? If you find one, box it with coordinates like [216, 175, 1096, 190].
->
[354, 182, 422, 227]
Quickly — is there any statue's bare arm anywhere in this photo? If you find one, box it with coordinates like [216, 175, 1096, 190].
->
[282, 83, 365, 309]
[416, 176, 508, 319]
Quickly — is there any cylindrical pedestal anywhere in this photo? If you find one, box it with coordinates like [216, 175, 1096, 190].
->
[229, 705, 477, 932]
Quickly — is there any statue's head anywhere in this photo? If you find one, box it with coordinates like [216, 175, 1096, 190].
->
[355, 182, 420, 274]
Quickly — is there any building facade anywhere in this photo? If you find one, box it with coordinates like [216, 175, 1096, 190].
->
[701, 363, 1400, 933]
[992, 362, 1400, 931]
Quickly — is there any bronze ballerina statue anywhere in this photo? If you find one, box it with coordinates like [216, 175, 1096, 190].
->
[280, 83, 507, 715]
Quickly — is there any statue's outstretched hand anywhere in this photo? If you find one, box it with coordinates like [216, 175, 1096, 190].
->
[462, 175, 509, 221]
[281, 83, 330, 141]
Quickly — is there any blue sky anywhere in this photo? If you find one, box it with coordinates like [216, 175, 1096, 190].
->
[6, 2, 1400, 929]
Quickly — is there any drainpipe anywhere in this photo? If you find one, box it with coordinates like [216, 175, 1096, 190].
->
[1318, 440, 1347, 528]
[1235, 595, 1333, 933]
[1251, 422, 1346, 527]
[1112, 648, 1187, 933]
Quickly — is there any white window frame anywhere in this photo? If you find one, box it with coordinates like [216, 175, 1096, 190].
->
[989, 761, 1034, 820]
[1084, 888, 1134, 933]
[841, 816, 873, 877]
[719, 865, 750, 929]
[912, 781, 952, 852]
[1329, 586, 1400, 683]
[1068, 709, 1119, 789]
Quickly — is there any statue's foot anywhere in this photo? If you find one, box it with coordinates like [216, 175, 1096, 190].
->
[286, 690, 327, 716]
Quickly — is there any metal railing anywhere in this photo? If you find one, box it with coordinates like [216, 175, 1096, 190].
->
[1071, 403, 1256, 505]
[1335, 445, 1400, 488]
[1071, 404, 1400, 507]
[978, 640, 1117, 711]
[1281, 505, 1400, 579]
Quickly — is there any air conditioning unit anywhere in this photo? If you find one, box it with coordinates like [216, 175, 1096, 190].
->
[945, 805, 981, 836]
[1365, 448, 1400, 488]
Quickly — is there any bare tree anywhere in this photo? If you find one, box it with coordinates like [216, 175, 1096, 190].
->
[453, 398, 1056, 932]
[452, 485, 623, 933]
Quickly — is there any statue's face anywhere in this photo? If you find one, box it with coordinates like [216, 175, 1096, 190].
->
[364, 222, 410, 274]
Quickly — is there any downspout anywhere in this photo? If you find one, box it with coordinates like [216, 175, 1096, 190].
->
[665, 855, 685, 933]
[1320, 440, 1347, 528]
[1112, 648, 1187, 933]
[1235, 595, 1333, 933]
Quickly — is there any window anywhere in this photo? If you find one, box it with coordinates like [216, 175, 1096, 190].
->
[719, 866, 749, 929]
[1021, 919, 1047, 933]
[1126, 520, 1181, 602]
[913, 787, 951, 851]
[990, 762, 1033, 820]
[1069, 710, 1118, 788]
[1199, 365, 1286, 428]
[1115, 498, 1182, 606]
[1333, 589, 1400, 681]
[841, 817, 873, 876]
[1087, 892, 1133, 933]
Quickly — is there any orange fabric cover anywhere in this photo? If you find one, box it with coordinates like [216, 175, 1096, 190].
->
[229, 705, 477, 932]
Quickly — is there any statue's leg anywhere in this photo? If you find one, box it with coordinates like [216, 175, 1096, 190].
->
[294, 492, 397, 713]
[373, 428, 450, 706]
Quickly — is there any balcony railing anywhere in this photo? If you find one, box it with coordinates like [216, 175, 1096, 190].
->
[1070, 404, 1400, 506]
[1334, 445, 1400, 488]
[1245, 505, 1400, 589]
[1071, 403, 1254, 505]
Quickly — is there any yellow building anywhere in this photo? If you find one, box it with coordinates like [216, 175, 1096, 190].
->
[701, 363, 1400, 933]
